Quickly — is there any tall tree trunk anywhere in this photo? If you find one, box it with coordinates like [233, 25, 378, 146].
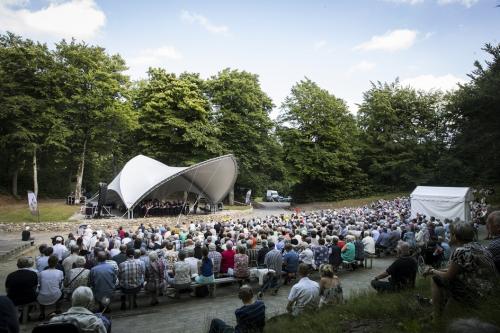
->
[33, 147, 38, 197]
[74, 139, 87, 204]
[12, 168, 18, 198]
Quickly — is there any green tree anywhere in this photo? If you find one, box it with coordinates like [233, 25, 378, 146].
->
[446, 43, 500, 185]
[134, 68, 220, 166]
[277, 78, 366, 202]
[357, 81, 448, 191]
[53, 39, 130, 202]
[0, 33, 69, 197]
[206, 68, 285, 197]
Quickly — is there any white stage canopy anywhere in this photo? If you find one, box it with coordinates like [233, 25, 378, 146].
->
[410, 186, 474, 223]
[106, 154, 238, 210]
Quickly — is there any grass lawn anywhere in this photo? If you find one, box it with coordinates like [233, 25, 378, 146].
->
[265, 277, 500, 333]
[0, 200, 78, 223]
[293, 192, 409, 210]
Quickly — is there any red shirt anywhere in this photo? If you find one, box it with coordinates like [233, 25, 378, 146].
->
[220, 249, 236, 273]
[337, 240, 346, 249]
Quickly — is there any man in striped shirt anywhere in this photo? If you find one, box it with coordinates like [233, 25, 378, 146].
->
[258, 241, 283, 298]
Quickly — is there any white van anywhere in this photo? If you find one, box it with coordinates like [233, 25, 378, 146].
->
[266, 190, 279, 202]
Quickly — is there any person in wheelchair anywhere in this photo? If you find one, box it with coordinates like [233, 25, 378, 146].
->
[49, 286, 109, 333]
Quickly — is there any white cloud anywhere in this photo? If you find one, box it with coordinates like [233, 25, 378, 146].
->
[0, 0, 106, 40]
[126, 46, 183, 79]
[437, 0, 478, 8]
[383, 0, 424, 5]
[355, 29, 418, 52]
[401, 74, 467, 91]
[180, 10, 229, 35]
[314, 40, 327, 50]
[350, 60, 376, 73]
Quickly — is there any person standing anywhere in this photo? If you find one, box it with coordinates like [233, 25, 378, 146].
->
[258, 241, 283, 298]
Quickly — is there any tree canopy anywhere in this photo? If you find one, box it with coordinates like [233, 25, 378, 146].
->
[0, 32, 498, 203]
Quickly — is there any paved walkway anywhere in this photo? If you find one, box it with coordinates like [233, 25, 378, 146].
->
[12, 257, 390, 333]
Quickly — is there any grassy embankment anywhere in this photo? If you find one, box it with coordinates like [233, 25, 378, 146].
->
[265, 278, 500, 333]
[0, 197, 78, 223]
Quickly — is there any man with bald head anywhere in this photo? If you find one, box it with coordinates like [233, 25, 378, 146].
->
[486, 211, 500, 272]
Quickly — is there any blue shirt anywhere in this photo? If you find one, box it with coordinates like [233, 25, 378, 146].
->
[283, 250, 299, 273]
[235, 300, 266, 333]
[89, 262, 117, 301]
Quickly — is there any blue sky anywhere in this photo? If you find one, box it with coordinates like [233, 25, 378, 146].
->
[1, 0, 499, 115]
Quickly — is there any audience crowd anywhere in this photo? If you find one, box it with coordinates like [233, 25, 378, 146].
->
[3, 195, 499, 333]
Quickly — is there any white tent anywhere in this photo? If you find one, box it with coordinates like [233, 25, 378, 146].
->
[106, 154, 238, 213]
[410, 186, 474, 222]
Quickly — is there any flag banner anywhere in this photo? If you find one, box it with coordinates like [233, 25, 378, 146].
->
[245, 190, 252, 205]
[27, 191, 38, 215]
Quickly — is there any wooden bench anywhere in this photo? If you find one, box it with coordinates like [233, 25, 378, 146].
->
[190, 276, 239, 297]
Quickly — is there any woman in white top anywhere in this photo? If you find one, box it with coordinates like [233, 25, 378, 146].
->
[37, 255, 64, 320]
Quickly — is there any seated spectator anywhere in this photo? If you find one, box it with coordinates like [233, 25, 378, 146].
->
[89, 252, 117, 312]
[0, 296, 19, 333]
[167, 250, 192, 294]
[257, 241, 270, 267]
[318, 264, 343, 308]
[388, 226, 401, 250]
[118, 248, 144, 310]
[340, 235, 356, 263]
[313, 238, 329, 269]
[486, 211, 500, 272]
[5, 257, 38, 307]
[112, 244, 127, 266]
[49, 286, 108, 333]
[22, 226, 34, 245]
[164, 242, 178, 271]
[234, 246, 250, 279]
[65, 256, 89, 294]
[287, 263, 320, 316]
[328, 237, 342, 270]
[221, 241, 236, 274]
[185, 250, 200, 278]
[145, 251, 165, 306]
[424, 221, 497, 318]
[208, 243, 222, 276]
[62, 246, 82, 277]
[52, 236, 68, 262]
[258, 241, 283, 298]
[195, 247, 214, 284]
[283, 243, 299, 284]
[402, 226, 417, 249]
[36, 245, 49, 272]
[37, 254, 64, 320]
[208, 285, 265, 333]
[299, 242, 314, 268]
[376, 228, 391, 253]
[371, 241, 417, 293]
[362, 231, 376, 255]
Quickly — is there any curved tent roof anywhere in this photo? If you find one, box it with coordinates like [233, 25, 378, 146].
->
[107, 154, 238, 209]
